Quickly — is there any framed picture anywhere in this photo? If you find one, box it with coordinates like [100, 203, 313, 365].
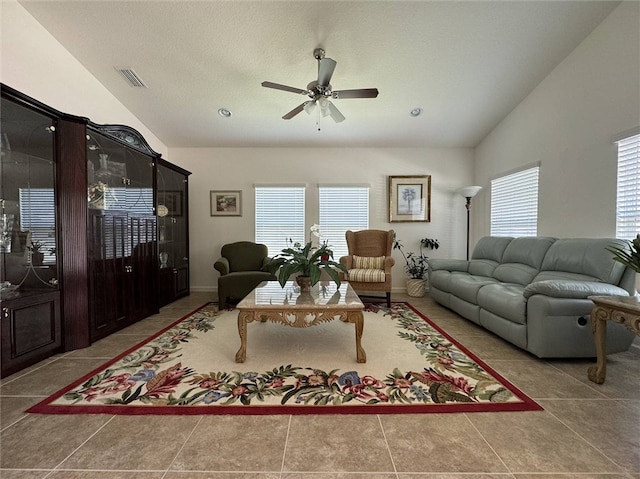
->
[210, 190, 242, 217]
[388, 175, 431, 222]
[158, 190, 183, 217]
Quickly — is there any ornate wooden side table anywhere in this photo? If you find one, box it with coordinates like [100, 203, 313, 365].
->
[235, 281, 366, 363]
[587, 295, 640, 384]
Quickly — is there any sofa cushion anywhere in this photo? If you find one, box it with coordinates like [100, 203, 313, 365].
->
[492, 237, 557, 285]
[353, 255, 385, 269]
[477, 283, 527, 324]
[523, 279, 629, 299]
[348, 269, 386, 282]
[539, 238, 627, 285]
[448, 272, 499, 304]
[468, 236, 513, 276]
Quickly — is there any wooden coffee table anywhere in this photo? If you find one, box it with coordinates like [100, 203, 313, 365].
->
[235, 281, 366, 363]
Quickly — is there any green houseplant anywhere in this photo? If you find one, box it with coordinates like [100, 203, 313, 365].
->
[393, 236, 440, 297]
[607, 234, 640, 293]
[27, 240, 46, 266]
[267, 225, 348, 290]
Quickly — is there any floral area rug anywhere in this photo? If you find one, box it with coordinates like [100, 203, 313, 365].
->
[28, 303, 541, 415]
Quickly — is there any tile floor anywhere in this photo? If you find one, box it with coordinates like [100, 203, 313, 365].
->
[1, 292, 639, 479]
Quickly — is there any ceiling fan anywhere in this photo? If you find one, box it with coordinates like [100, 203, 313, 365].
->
[261, 48, 379, 125]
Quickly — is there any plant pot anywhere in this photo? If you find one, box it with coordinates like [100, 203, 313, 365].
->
[406, 278, 426, 297]
[31, 252, 44, 266]
[635, 272, 640, 296]
[295, 275, 312, 292]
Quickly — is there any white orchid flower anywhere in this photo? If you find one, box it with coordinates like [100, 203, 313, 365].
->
[310, 224, 322, 238]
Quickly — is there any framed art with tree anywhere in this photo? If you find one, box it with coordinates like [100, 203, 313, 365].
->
[388, 175, 431, 222]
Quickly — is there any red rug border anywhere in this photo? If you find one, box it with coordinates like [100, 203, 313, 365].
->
[27, 302, 543, 415]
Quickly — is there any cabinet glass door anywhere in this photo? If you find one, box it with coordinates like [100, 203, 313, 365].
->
[157, 164, 188, 272]
[1, 97, 58, 298]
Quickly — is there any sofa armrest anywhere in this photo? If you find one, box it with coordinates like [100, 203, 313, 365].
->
[429, 259, 469, 272]
[523, 280, 629, 299]
[260, 257, 272, 271]
[214, 257, 230, 276]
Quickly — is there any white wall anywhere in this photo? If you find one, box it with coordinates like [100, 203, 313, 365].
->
[0, 1, 168, 157]
[474, 1, 640, 240]
[172, 147, 474, 291]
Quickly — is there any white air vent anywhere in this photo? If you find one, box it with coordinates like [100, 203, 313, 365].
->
[115, 67, 148, 88]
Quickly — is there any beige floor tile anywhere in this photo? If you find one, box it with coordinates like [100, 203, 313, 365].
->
[380, 414, 508, 473]
[47, 472, 164, 479]
[487, 359, 605, 399]
[514, 475, 634, 479]
[547, 352, 640, 400]
[58, 415, 201, 470]
[0, 396, 42, 430]
[0, 358, 108, 396]
[452, 332, 537, 362]
[283, 415, 395, 473]
[0, 471, 52, 479]
[0, 414, 110, 469]
[165, 473, 280, 479]
[397, 475, 516, 479]
[64, 333, 152, 358]
[169, 415, 288, 472]
[283, 474, 398, 479]
[541, 398, 640, 472]
[469, 410, 624, 473]
[118, 316, 183, 335]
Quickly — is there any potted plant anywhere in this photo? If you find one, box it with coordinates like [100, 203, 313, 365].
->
[393, 236, 440, 297]
[607, 234, 640, 293]
[267, 225, 348, 291]
[27, 240, 46, 266]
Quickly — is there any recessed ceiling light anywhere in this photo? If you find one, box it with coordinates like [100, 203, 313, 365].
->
[218, 108, 232, 118]
[410, 107, 423, 117]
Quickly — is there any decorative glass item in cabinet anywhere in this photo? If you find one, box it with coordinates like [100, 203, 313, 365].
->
[86, 129, 154, 215]
[1, 97, 59, 299]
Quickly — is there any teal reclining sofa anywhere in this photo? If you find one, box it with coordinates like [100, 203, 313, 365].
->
[429, 236, 636, 358]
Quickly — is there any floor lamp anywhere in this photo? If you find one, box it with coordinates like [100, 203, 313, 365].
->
[457, 186, 483, 260]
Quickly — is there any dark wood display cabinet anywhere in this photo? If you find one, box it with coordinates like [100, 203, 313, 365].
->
[157, 159, 191, 307]
[0, 84, 190, 377]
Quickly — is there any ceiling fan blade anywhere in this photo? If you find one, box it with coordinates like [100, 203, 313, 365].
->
[282, 102, 306, 120]
[317, 58, 337, 86]
[262, 81, 308, 95]
[332, 88, 379, 99]
[327, 101, 345, 123]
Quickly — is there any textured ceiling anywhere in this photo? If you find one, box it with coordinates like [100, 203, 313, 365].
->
[19, 1, 619, 148]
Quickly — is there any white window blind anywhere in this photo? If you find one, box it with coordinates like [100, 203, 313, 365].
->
[255, 186, 305, 256]
[616, 133, 640, 239]
[490, 166, 539, 237]
[19, 187, 56, 262]
[319, 185, 369, 259]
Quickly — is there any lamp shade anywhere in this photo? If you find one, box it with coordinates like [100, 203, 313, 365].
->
[457, 185, 483, 198]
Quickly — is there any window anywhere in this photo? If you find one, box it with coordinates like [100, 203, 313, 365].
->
[615, 133, 640, 239]
[19, 188, 56, 262]
[255, 185, 305, 255]
[319, 185, 369, 259]
[490, 165, 539, 237]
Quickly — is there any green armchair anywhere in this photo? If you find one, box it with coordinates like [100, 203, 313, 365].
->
[214, 241, 276, 309]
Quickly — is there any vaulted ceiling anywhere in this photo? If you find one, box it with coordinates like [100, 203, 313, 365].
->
[19, 1, 619, 148]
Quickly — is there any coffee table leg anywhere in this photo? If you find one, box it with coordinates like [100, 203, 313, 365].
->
[350, 311, 366, 363]
[235, 311, 249, 363]
[588, 311, 607, 384]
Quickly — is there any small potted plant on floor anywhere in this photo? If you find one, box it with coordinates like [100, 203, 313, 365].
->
[393, 236, 440, 297]
[607, 234, 640, 294]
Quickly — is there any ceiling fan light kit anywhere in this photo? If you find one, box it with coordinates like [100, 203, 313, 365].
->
[262, 48, 379, 128]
